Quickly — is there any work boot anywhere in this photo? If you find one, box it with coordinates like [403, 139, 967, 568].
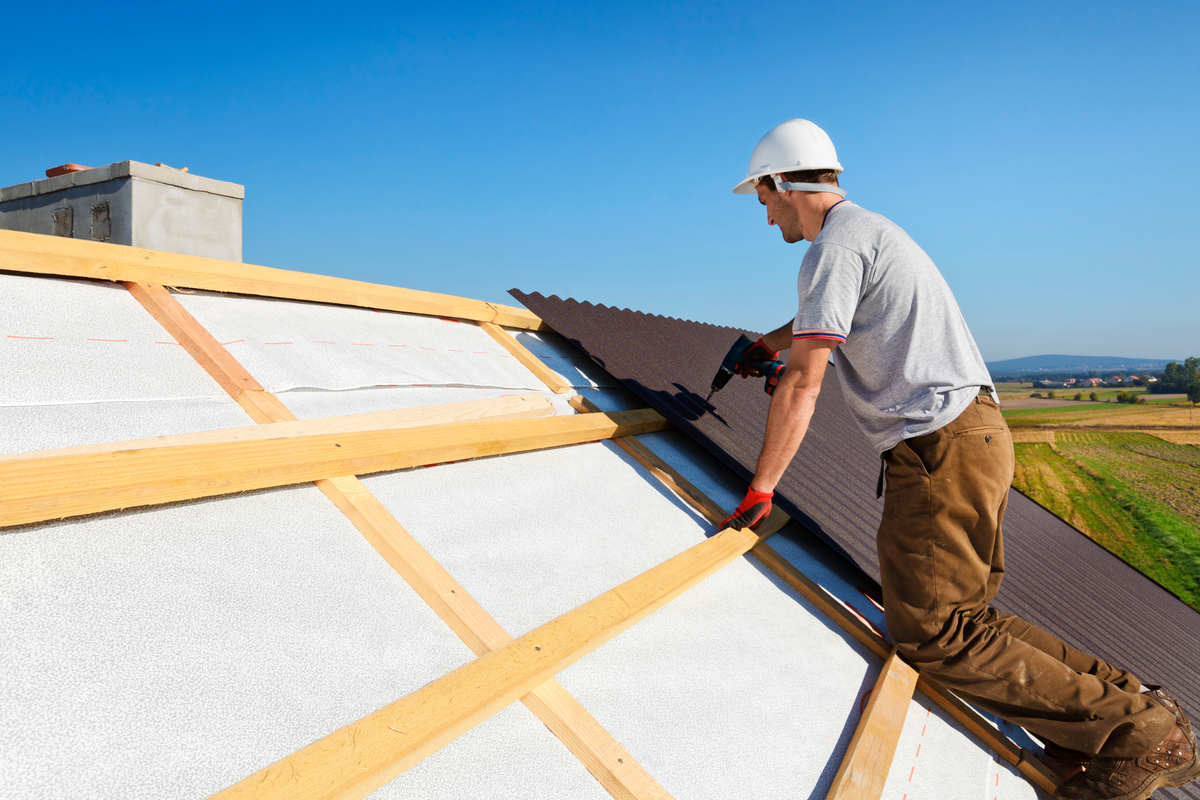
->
[1043, 742, 1091, 781]
[1054, 689, 1200, 800]
[1144, 686, 1194, 744]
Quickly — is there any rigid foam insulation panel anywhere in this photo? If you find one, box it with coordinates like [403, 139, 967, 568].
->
[360, 440, 880, 798]
[0, 274, 230, 404]
[0, 484, 611, 800]
[173, 290, 550, 393]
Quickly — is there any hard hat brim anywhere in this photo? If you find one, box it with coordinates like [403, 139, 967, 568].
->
[732, 165, 844, 195]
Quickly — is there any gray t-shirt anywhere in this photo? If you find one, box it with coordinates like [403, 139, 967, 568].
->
[793, 202, 994, 454]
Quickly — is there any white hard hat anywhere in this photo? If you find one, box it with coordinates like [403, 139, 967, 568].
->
[732, 119, 844, 195]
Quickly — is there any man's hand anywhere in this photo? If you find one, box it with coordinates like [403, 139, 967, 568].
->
[735, 337, 780, 378]
[761, 361, 786, 395]
[718, 487, 774, 531]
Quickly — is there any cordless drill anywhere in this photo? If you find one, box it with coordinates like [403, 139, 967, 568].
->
[705, 334, 786, 402]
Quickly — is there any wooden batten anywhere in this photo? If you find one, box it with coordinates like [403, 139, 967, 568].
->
[0, 394, 554, 462]
[0, 409, 670, 528]
[124, 282, 263, 397]
[210, 525, 765, 800]
[478, 321, 573, 394]
[0, 230, 545, 329]
[826, 650, 919, 800]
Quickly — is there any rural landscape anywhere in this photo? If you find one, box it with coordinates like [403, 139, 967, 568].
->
[1001, 357, 1200, 610]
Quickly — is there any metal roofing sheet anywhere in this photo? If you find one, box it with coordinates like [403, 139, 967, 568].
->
[513, 290, 1200, 800]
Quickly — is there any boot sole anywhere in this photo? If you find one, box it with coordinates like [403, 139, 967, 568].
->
[1134, 751, 1200, 800]
[1162, 751, 1200, 790]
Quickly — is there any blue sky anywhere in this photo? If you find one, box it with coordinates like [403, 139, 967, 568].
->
[2, 2, 1196, 361]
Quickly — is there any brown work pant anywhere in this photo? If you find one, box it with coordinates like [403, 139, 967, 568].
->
[879, 393, 1175, 757]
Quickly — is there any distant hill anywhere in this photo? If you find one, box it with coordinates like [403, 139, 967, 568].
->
[985, 354, 1182, 375]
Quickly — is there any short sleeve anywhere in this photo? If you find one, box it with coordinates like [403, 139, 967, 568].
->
[793, 243, 864, 345]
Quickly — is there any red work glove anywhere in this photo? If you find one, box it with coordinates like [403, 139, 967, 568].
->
[718, 487, 774, 531]
[735, 337, 779, 378]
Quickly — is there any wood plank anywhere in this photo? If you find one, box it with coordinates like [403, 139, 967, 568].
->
[316, 474, 672, 800]
[577, 424, 1060, 794]
[0, 229, 545, 329]
[478, 322, 573, 394]
[0, 394, 554, 462]
[0, 408, 670, 528]
[826, 650, 919, 800]
[237, 388, 299, 424]
[123, 281, 263, 397]
[209, 524, 765, 800]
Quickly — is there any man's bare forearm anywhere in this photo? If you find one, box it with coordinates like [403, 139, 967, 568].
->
[761, 321, 795, 353]
[750, 341, 832, 493]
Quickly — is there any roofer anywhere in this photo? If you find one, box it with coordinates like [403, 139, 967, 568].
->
[718, 118, 1198, 800]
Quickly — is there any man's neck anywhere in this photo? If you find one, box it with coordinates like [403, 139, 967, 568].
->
[800, 191, 846, 241]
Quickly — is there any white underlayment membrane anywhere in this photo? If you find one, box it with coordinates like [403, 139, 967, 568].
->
[0, 274, 229, 404]
[173, 290, 561, 392]
[0, 397, 253, 455]
[0, 487, 469, 799]
[278, 384, 577, 420]
[510, 329, 622, 388]
[882, 695, 1050, 800]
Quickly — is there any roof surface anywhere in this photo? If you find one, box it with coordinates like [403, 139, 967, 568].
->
[6, 264, 971, 799]
[512, 290, 1200, 800]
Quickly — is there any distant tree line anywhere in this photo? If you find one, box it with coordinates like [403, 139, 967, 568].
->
[995, 369, 1158, 383]
[1149, 358, 1200, 407]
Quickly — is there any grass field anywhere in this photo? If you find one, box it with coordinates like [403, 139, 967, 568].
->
[1010, 430, 1200, 610]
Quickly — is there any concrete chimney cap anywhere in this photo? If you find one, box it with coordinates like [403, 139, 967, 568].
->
[0, 161, 244, 204]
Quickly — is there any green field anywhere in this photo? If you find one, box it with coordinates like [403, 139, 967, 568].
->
[1012, 432, 1200, 609]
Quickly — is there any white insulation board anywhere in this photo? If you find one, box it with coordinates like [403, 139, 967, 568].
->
[360, 440, 879, 799]
[173, 290, 552, 392]
[0, 274, 229, 405]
